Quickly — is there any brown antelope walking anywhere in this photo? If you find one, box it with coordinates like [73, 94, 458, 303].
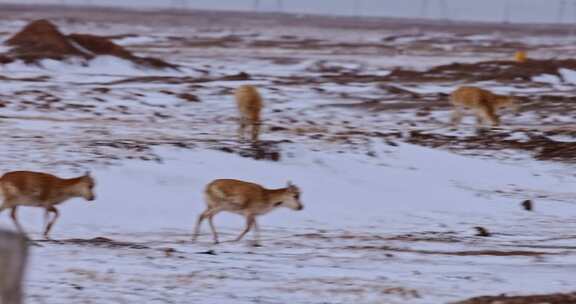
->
[0, 171, 96, 238]
[235, 85, 263, 141]
[192, 179, 303, 245]
[450, 86, 518, 127]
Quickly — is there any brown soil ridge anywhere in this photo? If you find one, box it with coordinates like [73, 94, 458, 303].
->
[407, 130, 576, 163]
[384, 59, 576, 83]
[3, 19, 176, 69]
[453, 292, 576, 304]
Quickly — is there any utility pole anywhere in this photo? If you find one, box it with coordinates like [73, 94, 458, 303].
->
[353, 0, 363, 19]
[171, 0, 188, 10]
[438, 0, 450, 21]
[253, 0, 260, 11]
[420, 0, 430, 18]
[502, 0, 511, 23]
[557, 0, 567, 23]
[572, 0, 576, 35]
[276, 0, 284, 12]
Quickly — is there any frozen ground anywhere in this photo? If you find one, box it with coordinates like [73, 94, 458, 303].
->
[0, 6, 575, 304]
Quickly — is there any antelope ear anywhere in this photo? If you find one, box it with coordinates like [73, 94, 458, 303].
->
[84, 171, 91, 177]
[287, 180, 293, 187]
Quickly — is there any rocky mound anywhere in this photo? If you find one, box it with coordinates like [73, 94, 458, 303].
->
[3, 19, 176, 69]
[384, 59, 576, 83]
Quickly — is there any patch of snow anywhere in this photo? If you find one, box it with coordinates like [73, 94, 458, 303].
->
[505, 131, 531, 142]
[532, 73, 561, 85]
[401, 84, 454, 94]
[1, 56, 185, 83]
[559, 68, 576, 84]
[465, 34, 497, 41]
[548, 134, 576, 142]
[4, 143, 574, 304]
[113, 35, 161, 45]
[0, 44, 12, 53]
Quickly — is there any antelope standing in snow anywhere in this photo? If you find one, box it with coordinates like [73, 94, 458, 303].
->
[450, 86, 518, 127]
[192, 179, 303, 245]
[0, 171, 96, 238]
[235, 85, 263, 142]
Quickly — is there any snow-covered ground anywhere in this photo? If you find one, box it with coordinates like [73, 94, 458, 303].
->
[0, 7, 575, 304]
[13, 144, 576, 304]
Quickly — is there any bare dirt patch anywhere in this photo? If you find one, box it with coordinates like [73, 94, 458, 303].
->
[407, 129, 576, 163]
[384, 59, 576, 83]
[215, 140, 285, 162]
[39, 237, 149, 250]
[100, 72, 250, 86]
[454, 292, 576, 304]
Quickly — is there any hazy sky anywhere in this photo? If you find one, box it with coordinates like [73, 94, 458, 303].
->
[3, 0, 573, 23]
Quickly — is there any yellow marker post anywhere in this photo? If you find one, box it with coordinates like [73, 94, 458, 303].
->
[515, 50, 527, 63]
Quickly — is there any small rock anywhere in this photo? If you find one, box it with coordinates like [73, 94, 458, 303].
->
[522, 200, 533, 211]
[163, 247, 176, 257]
[177, 93, 200, 102]
[474, 226, 491, 237]
[269, 126, 287, 132]
[195, 250, 217, 255]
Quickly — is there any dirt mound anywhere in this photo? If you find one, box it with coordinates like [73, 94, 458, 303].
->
[454, 292, 576, 304]
[68, 33, 133, 59]
[5, 19, 89, 62]
[68, 33, 176, 69]
[384, 59, 576, 83]
[3, 19, 176, 68]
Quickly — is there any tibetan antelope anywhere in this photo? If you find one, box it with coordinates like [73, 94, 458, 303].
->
[0, 171, 96, 238]
[192, 179, 303, 245]
[450, 86, 518, 127]
[235, 85, 263, 142]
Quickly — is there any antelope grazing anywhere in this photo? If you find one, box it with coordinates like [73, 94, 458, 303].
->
[450, 86, 518, 127]
[0, 171, 96, 238]
[235, 85, 263, 142]
[193, 179, 303, 245]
